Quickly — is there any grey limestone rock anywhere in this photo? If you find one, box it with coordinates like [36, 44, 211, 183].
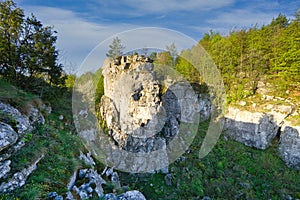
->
[0, 122, 18, 152]
[224, 107, 281, 149]
[278, 125, 300, 170]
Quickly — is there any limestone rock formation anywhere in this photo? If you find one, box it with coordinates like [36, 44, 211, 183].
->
[51, 152, 147, 200]
[99, 55, 211, 156]
[0, 122, 18, 152]
[278, 124, 300, 170]
[0, 154, 44, 193]
[224, 107, 281, 149]
[0, 101, 46, 193]
[0, 102, 32, 134]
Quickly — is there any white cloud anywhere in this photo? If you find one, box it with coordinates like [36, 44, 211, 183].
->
[93, 0, 235, 15]
[23, 6, 137, 72]
[208, 9, 277, 28]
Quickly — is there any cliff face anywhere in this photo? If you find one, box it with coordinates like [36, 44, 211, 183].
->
[99, 55, 211, 161]
[101, 55, 165, 148]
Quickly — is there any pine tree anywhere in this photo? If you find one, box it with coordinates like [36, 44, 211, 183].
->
[106, 37, 125, 58]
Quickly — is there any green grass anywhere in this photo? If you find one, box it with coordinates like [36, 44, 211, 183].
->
[0, 77, 84, 199]
[1, 76, 300, 199]
[0, 78, 37, 110]
[120, 121, 300, 200]
[1, 122, 84, 199]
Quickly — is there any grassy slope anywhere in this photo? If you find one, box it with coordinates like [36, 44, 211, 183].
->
[0, 78, 84, 199]
[121, 121, 300, 200]
[1, 77, 300, 199]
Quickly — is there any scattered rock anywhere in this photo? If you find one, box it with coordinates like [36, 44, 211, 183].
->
[111, 172, 121, 189]
[0, 154, 44, 193]
[79, 151, 95, 166]
[46, 192, 63, 200]
[116, 190, 146, 200]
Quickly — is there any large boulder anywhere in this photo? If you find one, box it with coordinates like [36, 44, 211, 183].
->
[0, 102, 32, 134]
[224, 107, 280, 149]
[278, 124, 300, 170]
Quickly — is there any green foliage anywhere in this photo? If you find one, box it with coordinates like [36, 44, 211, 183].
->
[0, 0, 65, 88]
[106, 37, 125, 58]
[120, 121, 300, 199]
[4, 122, 83, 199]
[198, 14, 300, 102]
[65, 74, 76, 90]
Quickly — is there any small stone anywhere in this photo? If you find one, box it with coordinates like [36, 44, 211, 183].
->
[47, 192, 58, 199]
[238, 101, 247, 106]
[58, 115, 64, 120]
[164, 174, 173, 186]
[79, 169, 88, 179]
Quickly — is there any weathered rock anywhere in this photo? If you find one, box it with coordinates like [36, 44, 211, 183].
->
[196, 93, 211, 122]
[111, 172, 121, 189]
[0, 154, 44, 193]
[47, 192, 63, 200]
[224, 107, 280, 149]
[0, 160, 11, 179]
[100, 56, 209, 155]
[79, 151, 95, 166]
[66, 191, 75, 200]
[73, 168, 106, 198]
[164, 173, 173, 186]
[0, 102, 31, 134]
[0, 122, 18, 152]
[0, 139, 25, 162]
[116, 190, 146, 200]
[26, 104, 45, 125]
[278, 125, 300, 170]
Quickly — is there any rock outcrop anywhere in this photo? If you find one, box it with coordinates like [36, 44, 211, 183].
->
[224, 107, 281, 149]
[0, 122, 18, 152]
[0, 101, 46, 193]
[224, 103, 300, 170]
[0, 154, 44, 193]
[48, 152, 147, 200]
[278, 124, 300, 170]
[100, 55, 211, 155]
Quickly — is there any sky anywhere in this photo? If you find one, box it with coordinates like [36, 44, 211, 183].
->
[14, 0, 300, 73]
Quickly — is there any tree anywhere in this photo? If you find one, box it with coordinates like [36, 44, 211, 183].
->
[166, 42, 178, 63]
[0, 0, 65, 87]
[295, 8, 300, 22]
[106, 37, 125, 58]
[0, 0, 24, 80]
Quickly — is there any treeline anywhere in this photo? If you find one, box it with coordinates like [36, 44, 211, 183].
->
[149, 14, 300, 102]
[198, 14, 300, 102]
[0, 0, 66, 100]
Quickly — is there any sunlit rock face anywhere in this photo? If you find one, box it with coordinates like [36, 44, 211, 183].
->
[224, 107, 280, 150]
[100, 55, 172, 152]
[100, 55, 211, 153]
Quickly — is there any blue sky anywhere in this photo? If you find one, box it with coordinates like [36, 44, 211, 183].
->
[15, 0, 300, 73]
